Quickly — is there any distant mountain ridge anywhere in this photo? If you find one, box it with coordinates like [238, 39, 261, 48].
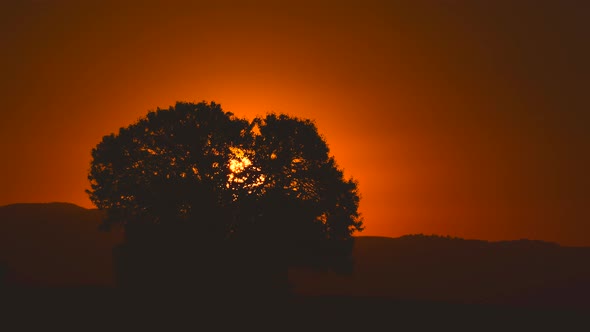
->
[0, 202, 123, 286]
[0, 202, 577, 246]
[1, 203, 589, 310]
[2, 201, 89, 209]
[292, 235, 590, 309]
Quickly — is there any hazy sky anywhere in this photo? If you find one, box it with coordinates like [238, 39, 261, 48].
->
[1, 0, 588, 245]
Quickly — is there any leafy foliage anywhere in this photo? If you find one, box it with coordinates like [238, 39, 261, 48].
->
[87, 101, 363, 266]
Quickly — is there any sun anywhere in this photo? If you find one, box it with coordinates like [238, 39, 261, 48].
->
[228, 147, 252, 175]
[227, 147, 265, 190]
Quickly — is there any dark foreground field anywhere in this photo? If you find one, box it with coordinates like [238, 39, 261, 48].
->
[1, 203, 589, 329]
[2, 287, 588, 330]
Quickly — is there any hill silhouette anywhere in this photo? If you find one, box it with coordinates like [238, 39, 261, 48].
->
[0, 202, 123, 286]
[1, 203, 588, 327]
[292, 235, 590, 310]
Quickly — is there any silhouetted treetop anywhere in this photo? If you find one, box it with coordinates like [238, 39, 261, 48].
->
[87, 101, 363, 254]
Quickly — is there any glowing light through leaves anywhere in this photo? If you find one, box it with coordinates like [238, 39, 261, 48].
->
[226, 147, 265, 194]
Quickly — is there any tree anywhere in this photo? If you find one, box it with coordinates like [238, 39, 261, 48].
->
[248, 114, 363, 267]
[88, 102, 253, 235]
[87, 101, 363, 291]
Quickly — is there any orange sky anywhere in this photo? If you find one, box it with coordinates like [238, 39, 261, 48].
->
[1, 1, 589, 246]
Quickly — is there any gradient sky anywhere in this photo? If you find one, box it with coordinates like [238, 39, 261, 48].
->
[1, 1, 588, 246]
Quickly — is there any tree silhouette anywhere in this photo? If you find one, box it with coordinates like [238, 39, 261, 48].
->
[249, 114, 363, 269]
[87, 101, 363, 294]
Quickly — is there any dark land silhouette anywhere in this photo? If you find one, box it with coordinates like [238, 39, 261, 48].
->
[1, 100, 586, 329]
[0, 202, 122, 287]
[1, 203, 588, 328]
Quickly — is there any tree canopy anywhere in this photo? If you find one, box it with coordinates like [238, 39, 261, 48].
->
[87, 101, 363, 268]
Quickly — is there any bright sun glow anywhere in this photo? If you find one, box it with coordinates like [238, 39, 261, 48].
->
[227, 147, 265, 191]
[228, 148, 252, 174]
